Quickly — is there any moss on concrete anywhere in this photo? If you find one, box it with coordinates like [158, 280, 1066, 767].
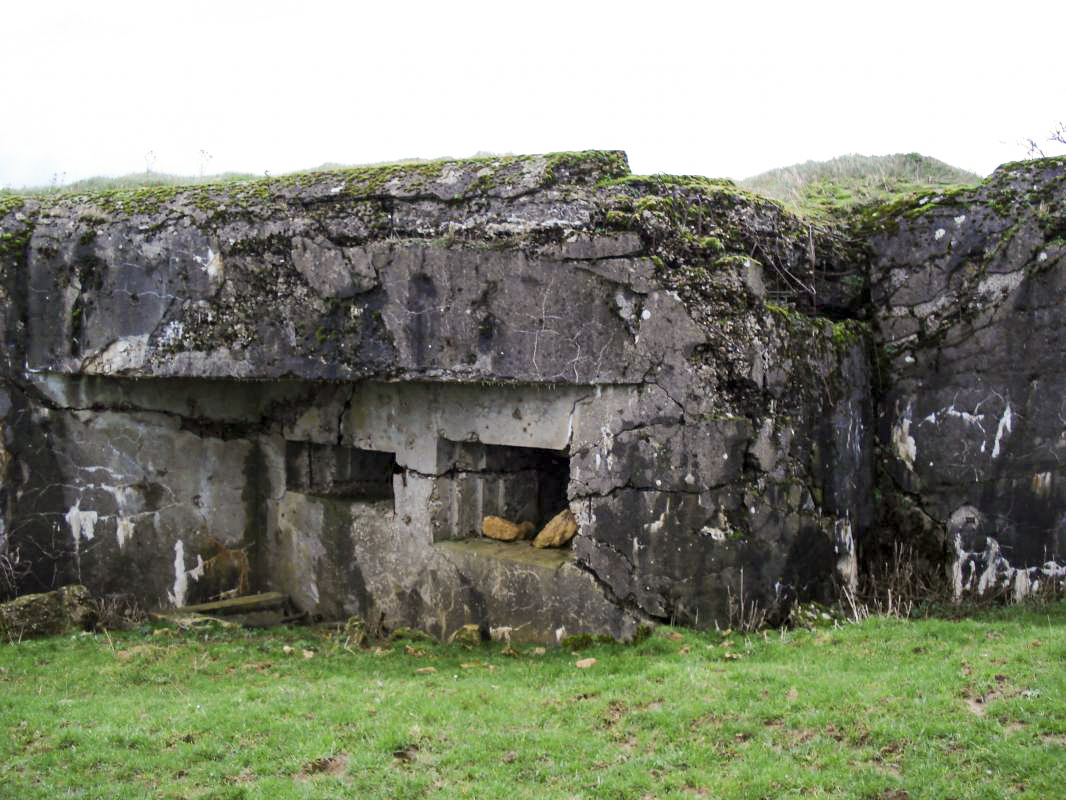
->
[0, 194, 27, 218]
[0, 202, 36, 270]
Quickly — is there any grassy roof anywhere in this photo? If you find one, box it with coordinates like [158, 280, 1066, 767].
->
[740, 153, 981, 220]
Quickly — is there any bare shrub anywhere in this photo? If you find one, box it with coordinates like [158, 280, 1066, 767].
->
[726, 569, 768, 633]
[198, 537, 251, 601]
[1025, 122, 1066, 158]
[91, 594, 147, 631]
[1027, 574, 1065, 604]
[844, 541, 950, 622]
[0, 547, 29, 602]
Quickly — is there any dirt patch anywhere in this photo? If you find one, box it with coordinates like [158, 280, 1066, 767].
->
[963, 686, 1004, 717]
[689, 712, 723, 731]
[787, 728, 818, 745]
[392, 744, 420, 764]
[224, 769, 256, 784]
[824, 722, 845, 741]
[603, 701, 627, 728]
[296, 753, 348, 781]
[115, 644, 163, 661]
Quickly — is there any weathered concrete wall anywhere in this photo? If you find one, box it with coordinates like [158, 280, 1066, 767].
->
[869, 157, 1066, 598]
[6, 374, 646, 639]
[0, 150, 896, 638]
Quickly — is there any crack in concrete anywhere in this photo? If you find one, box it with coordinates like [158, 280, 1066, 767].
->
[335, 386, 355, 447]
[572, 524, 668, 626]
[570, 481, 706, 501]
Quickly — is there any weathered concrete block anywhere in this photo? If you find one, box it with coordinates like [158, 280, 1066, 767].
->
[0, 585, 95, 639]
[870, 157, 1066, 597]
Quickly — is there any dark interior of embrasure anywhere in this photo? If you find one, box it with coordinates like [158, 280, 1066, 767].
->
[433, 441, 570, 542]
[285, 441, 398, 502]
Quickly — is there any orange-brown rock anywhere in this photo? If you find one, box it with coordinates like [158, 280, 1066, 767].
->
[532, 509, 578, 548]
[482, 516, 534, 542]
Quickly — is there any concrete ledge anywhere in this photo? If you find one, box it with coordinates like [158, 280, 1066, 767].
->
[436, 538, 572, 570]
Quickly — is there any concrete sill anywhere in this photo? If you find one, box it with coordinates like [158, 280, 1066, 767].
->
[436, 537, 573, 570]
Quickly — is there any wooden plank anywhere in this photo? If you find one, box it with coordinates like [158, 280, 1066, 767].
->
[170, 592, 288, 615]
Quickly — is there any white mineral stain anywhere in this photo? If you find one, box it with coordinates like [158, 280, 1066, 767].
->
[194, 247, 223, 282]
[115, 517, 135, 548]
[647, 509, 667, 534]
[949, 502, 1065, 601]
[946, 405, 984, 427]
[169, 540, 188, 607]
[892, 402, 917, 471]
[599, 425, 614, 472]
[1031, 471, 1052, 496]
[991, 402, 1012, 459]
[976, 537, 1002, 594]
[923, 403, 986, 430]
[160, 320, 183, 346]
[168, 540, 205, 608]
[1013, 569, 1032, 601]
[91, 335, 150, 373]
[834, 518, 857, 592]
[65, 502, 99, 555]
[701, 526, 726, 541]
[646, 497, 671, 535]
[951, 532, 969, 599]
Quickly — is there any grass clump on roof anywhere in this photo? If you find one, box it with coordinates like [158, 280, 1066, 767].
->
[740, 153, 981, 220]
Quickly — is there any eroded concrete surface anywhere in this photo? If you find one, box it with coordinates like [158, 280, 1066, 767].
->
[869, 157, 1066, 599]
[0, 150, 1062, 639]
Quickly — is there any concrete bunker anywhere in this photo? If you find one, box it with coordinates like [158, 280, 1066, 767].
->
[1, 149, 907, 641]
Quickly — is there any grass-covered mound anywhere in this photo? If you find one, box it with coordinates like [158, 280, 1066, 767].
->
[741, 153, 981, 220]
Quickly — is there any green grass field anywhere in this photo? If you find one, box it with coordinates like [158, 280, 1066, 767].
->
[2, 603, 1064, 799]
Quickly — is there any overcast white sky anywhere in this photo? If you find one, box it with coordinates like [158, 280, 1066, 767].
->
[3, 1, 1065, 189]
